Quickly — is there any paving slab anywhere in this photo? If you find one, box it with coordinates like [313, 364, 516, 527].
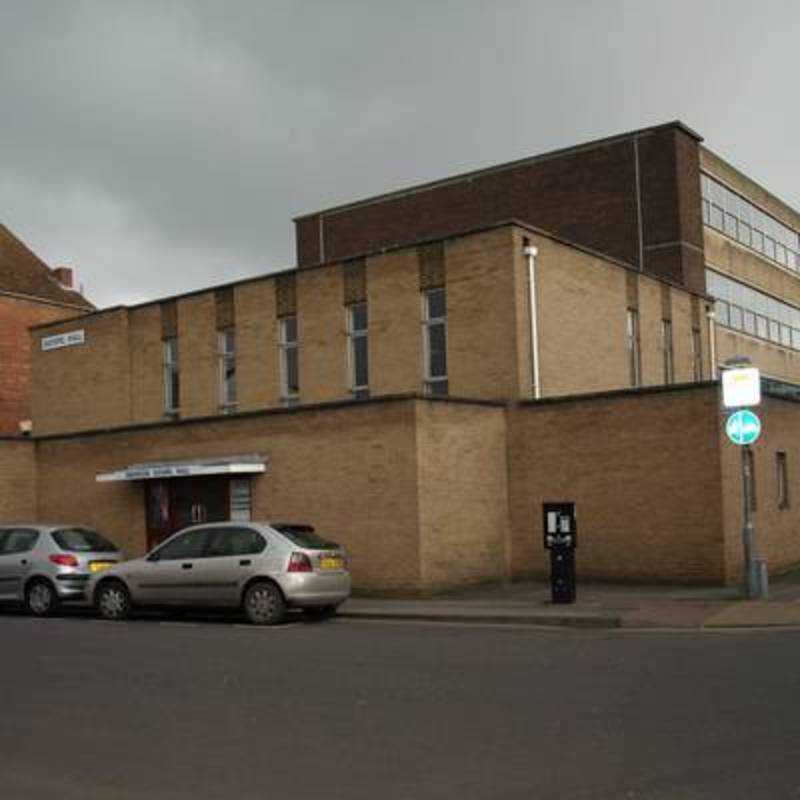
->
[702, 601, 800, 628]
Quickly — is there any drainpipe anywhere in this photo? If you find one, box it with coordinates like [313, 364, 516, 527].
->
[707, 305, 717, 380]
[524, 244, 541, 399]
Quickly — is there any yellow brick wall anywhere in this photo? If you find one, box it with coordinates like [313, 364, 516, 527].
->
[297, 265, 347, 403]
[367, 249, 422, 395]
[30, 309, 132, 435]
[719, 394, 800, 582]
[415, 401, 510, 591]
[129, 305, 164, 423]
[715, 327, 800, 385]
[235, 280, 279, 411]
[446, 228, 518, 400]
[0, 439, 37, 520]
[506, 386, 726, 583]
[177, 293, 217, 418]
[35, 399, 424, 591]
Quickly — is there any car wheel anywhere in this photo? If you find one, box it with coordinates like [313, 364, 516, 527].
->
[96, 581, 132, 621]
[25, 580, 58, 617]
[243, 581, 285, 625]
[302, 605, 337, 621]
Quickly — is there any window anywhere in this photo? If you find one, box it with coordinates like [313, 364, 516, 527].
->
[347, 302, 369, 398]
[701, 173, 800, 273]
[777, 452, 789, 510]
[205, 527, 266, 557]
[163, 337, 180, 414]
[706, 269, 800, 351]
[661, 319, 674, 384]
[278, 316, 299, 403]
[0, 528, 39, 555]
[692, 328, 703, 381]
[52, 528, 116, 553]
[153, 529, 209, 561]
[218, 328, 236, 409]
[229, 478, 251, 522]
[626, 309, 641, 388]
[422, 288, 448, 395]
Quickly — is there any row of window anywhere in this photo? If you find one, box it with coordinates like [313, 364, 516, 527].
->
[163, 287, 449, 413]
[625, 310, 703, 388]
[707, 269, 800, 351]
[701, 173, 800, 273]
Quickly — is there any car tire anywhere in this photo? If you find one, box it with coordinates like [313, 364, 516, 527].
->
[243, 581, 285, 625]
[25, 579, 59, 617]
[302, 605, 337, 621]
[96, 580, 132, 621]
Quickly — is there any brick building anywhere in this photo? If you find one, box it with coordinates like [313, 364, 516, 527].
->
[0, 224, 92, 435]
[1, 121, 799, 592]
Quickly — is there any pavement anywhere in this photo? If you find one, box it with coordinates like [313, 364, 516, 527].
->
[340, 568, 800, 631]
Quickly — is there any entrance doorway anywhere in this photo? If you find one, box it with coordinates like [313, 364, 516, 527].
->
[144, 476, 251, 550]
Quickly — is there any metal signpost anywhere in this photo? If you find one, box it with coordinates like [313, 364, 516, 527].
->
[722, 362, 767, 600]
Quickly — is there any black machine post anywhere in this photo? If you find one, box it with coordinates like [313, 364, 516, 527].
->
[542, 502, 577, 604]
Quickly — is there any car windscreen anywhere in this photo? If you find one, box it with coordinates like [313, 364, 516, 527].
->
[52, 528, 118, 553]
[272, 525, 339, 550]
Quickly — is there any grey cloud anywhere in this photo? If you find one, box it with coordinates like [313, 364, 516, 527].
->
[0, 0, 797, 306]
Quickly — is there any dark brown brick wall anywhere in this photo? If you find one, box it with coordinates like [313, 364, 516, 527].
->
[296, 123, 706, 295]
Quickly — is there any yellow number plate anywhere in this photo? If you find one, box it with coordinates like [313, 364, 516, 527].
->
[89, 562, 114, 573]
[319, 557, 344, 570]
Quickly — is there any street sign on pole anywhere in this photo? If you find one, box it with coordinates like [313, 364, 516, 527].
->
[726, 409, 762, 446]
[722, 366, 761, 408]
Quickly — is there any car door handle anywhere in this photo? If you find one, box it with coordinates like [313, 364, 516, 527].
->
[239, 560, 252, 567]
[20, 559, 27, 565]
[181, 563, 193, 570]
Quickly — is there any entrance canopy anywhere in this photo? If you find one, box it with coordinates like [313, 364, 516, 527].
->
[96, 454, 267, 483]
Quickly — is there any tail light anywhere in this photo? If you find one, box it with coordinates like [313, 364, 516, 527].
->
[287, 552, 313, 573]
[49, 554, 79, 567]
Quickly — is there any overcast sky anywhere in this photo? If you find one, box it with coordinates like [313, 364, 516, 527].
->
[1, 0, 797, 307]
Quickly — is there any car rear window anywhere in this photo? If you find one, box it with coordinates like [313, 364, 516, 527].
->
[272, 525, 339, 550]
[53, 528, 117, 553]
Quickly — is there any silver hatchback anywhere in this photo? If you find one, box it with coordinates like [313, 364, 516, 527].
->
[90, 522, 351, 625]
[0, 525, 121, 616]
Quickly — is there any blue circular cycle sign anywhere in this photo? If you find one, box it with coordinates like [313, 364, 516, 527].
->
[726, 409, 761, 446]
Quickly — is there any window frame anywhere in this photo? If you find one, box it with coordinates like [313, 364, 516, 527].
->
[776, 451, 790, 510]
[217, 328, 237, 410]
[626, 308, 642, 388]
[163, 336, 180, 414]
[278, 315, 299, 404]
[422, 287, 448, 396]
[661, 319, 674, 385]
[346, 302, 369, 398]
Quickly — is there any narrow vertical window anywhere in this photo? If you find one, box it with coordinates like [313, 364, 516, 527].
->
[692, 328, 703, 381]
[661, 319, 674, 384]
[777, 451, 789, 510]
[163, 337, 180, 414]
[626, 309, 641, 388]
[347, 302, 369, 398]
[422, 287, 448, 396]
[218, 328, 236, 409]
[279, 316, 299, 404]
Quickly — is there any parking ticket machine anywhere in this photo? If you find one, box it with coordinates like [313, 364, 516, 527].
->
[542, 502, 577, 604]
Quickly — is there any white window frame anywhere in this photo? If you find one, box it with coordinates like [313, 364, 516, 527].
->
[346, 302, 369, 396]
[218, 328, 236, 409]
[626, 309, 641, 388]
[661, 319, 674, 385]
[278, 316, 299, 404]
[163, 336, 180, 414]
[691, 327, 703, 382]
[422, 288, 448, 395]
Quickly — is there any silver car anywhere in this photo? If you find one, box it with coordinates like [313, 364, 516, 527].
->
[90, 522, 351, 625]
[0, 524, 121, 616]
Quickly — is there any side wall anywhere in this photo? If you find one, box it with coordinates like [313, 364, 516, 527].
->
[0, 439, 37, 520]
[719, 394, 800, 582]
[506, 386, 726, 583]
[34, 400, 423, 592]
[415, 401, 510, 592]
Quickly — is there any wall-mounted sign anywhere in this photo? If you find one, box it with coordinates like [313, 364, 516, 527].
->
[96, 455, 268, 482]
[41, 329, 86, 351]
[722, 367, 761, 408]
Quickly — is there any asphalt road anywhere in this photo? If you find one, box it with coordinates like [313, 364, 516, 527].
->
[1, 610, 799, 800]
